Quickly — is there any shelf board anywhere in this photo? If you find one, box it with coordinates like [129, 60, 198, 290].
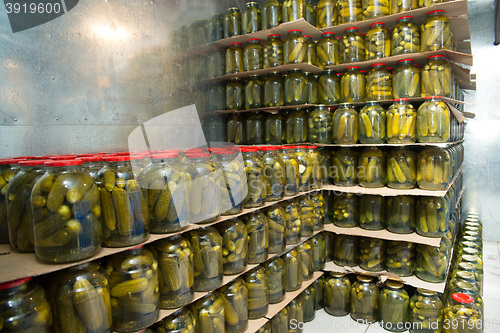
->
[314, 140, 464, 148]
[323, 224, 441, 246]
[216, 104, 316, 114]
[246, 318, 270, 333]
[215, 63, 323, 81]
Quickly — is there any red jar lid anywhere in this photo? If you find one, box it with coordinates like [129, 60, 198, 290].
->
[79, 156, 103, 163]
[229, 42, 242, 46]
[424, 96, 443, 99]
[248, 38, 260, 42]
[77, 153, 98, 157]
[345, 27, 359, 31]
[258, 146, 277, 151]
[369, 22, 385, 27]
[428, 55, 446, 60]
[321, 32, 335, 36]
[102, 155, 142, 162]
[35, 155, 53, 160]
[428, 9, 445, 15]
[398, 59, 414, 63]
[304, 35, 312, 38]
[151, 153, 179, 160]
[372, 63, 386, 67]
[293, 145, 313, 149]
[346, 66, 360, 70]
[0, 158, 23, 165]
[397, 16, 413, 20]
[45, 159, 83, 167]
[309, 145, 317, 149]
[268, 34, 281, 38]
[288, 29, 302, 33]
[211, 149, 235, 155]
[185, 152, 211, 158]
[13, 156, 35, 159]
[0, 277, 32, 290]
[452, 293, 474, 304]
[393, 98, 410, 102]
[18, 160, 51, 166]
[50, 155, 77, 160]
[239, 147, 258, 153]
[184, 148, 205, 153]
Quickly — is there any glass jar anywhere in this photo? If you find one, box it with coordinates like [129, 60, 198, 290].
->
[284, 30, 306, 64]
[338, 0, 363, 23]
[32, 160, 101, 263]
[359, 195, 386, 230]
[365, 22, 390, 60]
[359, 237, 386, 271]
[280, 198, 301, 244]
[207, 47, 225, 80]
[318, 70, 341, 104]
[421, 10, 452, 52]
[271, 308, 288, 333]
[333, 193, 359, 227]
[351, 275, 379, 323]
[341, 28, 365, 63]
[95, 156, 148, 247]
[191, 292, 225, 333]
[264, 257, 286, 304]
[185, 153, 221, 223]
[243, 2, 261, 34]
[245, 77, 264, 110]
[106, 246, 159, 332]
[387, 195, 416, 234]
[359, 102, 387, 143]
[220, 278, 248, 333]
[241, 147, 266, 208]
[216, 218, 248, 275]
[446, 280, 482, 314]
[341, 66, 366, 103]
[311, 191, 325, 231]
[256, 322, 272, 333]
[189, 227, 223, 291]
[244, 39, 263, 72]
[264, 72, 285, 107]
[262, 0, 282, 29]
[304, 35, 317, 66]
[306, 72, 319, 104]
[387, 98, 417, 143]
[6, 160, 47, 252]
[225, 43, 244, 74]
[393, 59, 421, 98]
[455, 255, 483, 294]
[409, 289, 443, 333]
[363, 0, 391, 18]
[282, 0, 306, 22]
[0, 277, 52, 332]
[417, 147, 452, 190]
[366, 63, 392, 101]
[212, 150, 246, 215]
[305, 0, 316, 25]
[316, 0, 338, 28]
[284, 248, 302, 291]
[226, 78, 245, 110]
[387, 147, 417, 189]
[302, 284, 316, 322]
[317, 32, 340, 68]
[324, 272, 351, 316]
[332, 148, 359, 185]
[308, 105, 333, 143]
[287, 294, 304, 333]
[391, 16, 420, 55]
[0, 160, 22, 243]
[314, 275, 325, 309]
[246, 112, 265, 144]
[386, 241, 415, 277]
[227, 114, 246, 145]
[264, 205, 286, 253]
[391, 0, 417, 13]
[443, 293, 482, 333]
[416, 197, 448, 238]
[311, 232, 327, 270]
[277, 147, 300, 196]
[285, 69, 308, 105]
[152, 235, 194, 310]
[298, 194, 315, 236]
[294, 146, 314, 190]
[245, 267, 269, 319]
[259, 147, 286, 202]
[422, 56, 452, 98]
[417, 96, 451, 143]
[50, 263, 112, 333]
[334, 234, 359, 267]
[298, 241, 314, 281]
[224, 7, 242, 39]
[207, 83, 226, 112]
[319, 147, 333, 186]
[358, 147, 386, 188]
[415, 239, 451, 283]
[243, 210, 269, 264]
[380, 281, 410, 332]
[209, 13, 224, 42]
[263, 113, 286, 145]
[263, 35, 283, 69]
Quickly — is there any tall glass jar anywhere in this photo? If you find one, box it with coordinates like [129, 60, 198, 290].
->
[338, 0, 363, 23]
[294, 146, 313, 190]
[386, 241, 415, 277]
[417, 96, 451, 143]
[227, 114, 246, 145]
[298, 241, 314, 281]
[286, 109, 308, 143]
[241, 147, 266, 208]
[316, 0, 338, 28]
[302, 284, 316, 322]
[285, 69, 308, 105]
[224, 7, 242, 39]
[106, 246, 159, 332]
[298, 195, 315, 236]
[244, 39, 263, 71]
[334, 234, 359, 267]
[416, 147, 452, 190]
[264, 114, 285, 145]
[359, 102, 387, 143]
[305, 0, 316, 25]
[311, 191, 325, 231]
[363, 0, 391, 18]
[0, 277, 53, 332]
[351, 275, 379, 323]
[359, 195, 386, 230]
[212, 150, 246, 215]
[259, 147, 285, 202]
[391, 0, 417, 13]
[359, 237, 386, 271]
[393, 59, 421, 98]
[308, 105, 333, 143]
[311, 232, 327, 270]
[366, 63, 392, 101]
[245, 77, 264, 110]
[226, 78, 245, 110]
[185, 153, 221, 223]
[264, 72, 284, 107]
[284, 30, 307, 64]
[443, 293, 482, 333]
[304, 35, 317, 66]
[358, 147, 387, 188]
[243, 2, 261, 34]
[207, 47, 225, 80]
[246, 112, 265, 144]
[243, 210, 269, 264]
[314, 275, 325, 309]
[387, 147, 417, 189]
[225, 42, 244, 74]
[387, 98, 417, 143]
[332, 148, 359, 185]
[264, 257, 286, 304]
[391, 16, 420, 55]
[280, 198, 301, 244]
[32, 159, 101, 263]
[305, 72, 318, 104]
[341, 28, 366, 63]
[219, 278, 248, 333]
[341, 66, 366, 103]
[422, 55, 452, 97]
[409, 289, 443, 333]
[1, 159, 23, 244]
[189, 227, 223, 291]
[282, 0, 306, 22]
[245, 267, 269, 319]
[416, 196, 448, 238]
[262, 0, 282, 29]
[207, 83, 226, 112]
[152, 235, 194, 309]
[324, 272, 351, 316]
[318, 70, 341, 104]
[365, 22, 390, 60]
[50, 263, 112, 333]
[216, 218, 248, 275]
[415, 239, 451, 283]
[209, 13, 224, 42]
[333, 193, 359, 227]
[287, 294, 304, 333]
[379, 280, 410, 332]
[191, 292, 225, 333]
[263, 35, 283, 69]
[387, 195, 416, 234]
[284, 249, 302, 292]
[317, 32, 340, 68]
[264, 204, 286, 253]
[277, 147, 300, 196]
[421, 10, 452, 52]
[271, 308, 288, 333]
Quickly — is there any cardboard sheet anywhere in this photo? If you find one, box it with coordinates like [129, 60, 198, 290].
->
[215, 63, 323, 81]
[314, 140, 464, 148]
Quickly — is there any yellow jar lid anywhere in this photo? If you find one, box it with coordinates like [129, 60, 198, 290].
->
[357, 275, 374, 283]
[417, 288, 437, 296]
[385, 280, 404, 289]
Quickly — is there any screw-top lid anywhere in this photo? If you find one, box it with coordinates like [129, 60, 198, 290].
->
[393, 98, 410, 102]
[346, 66, 360, 70]
[258, 146, 278, 151]
[288, 29, 302, 33]
[461, 255, 477, 263]
[239, 147, 259, 152]
[50, 155, 77, 160]
[268, 33, 281, 38]
[398, 58, 414, 63]
[424, 96, 443, 99]
[397, 15, 413, 21]
[385, 280, 404, 289]
[457, 262, 475, 271]
[293, 145, 313, 149]
[371, 63, 386, 67]
[452, 293, 474, 304]
[417, 288, 437, 296]
[0, 158, 24, 165]
[329, 272, 346, 278]
[184, 148, 205, 153]
[150, 153, 179, 160]
[79, 156, 103, 163]
[321, 32, 335, 36]
[229, 42, 242, 46]
[345, 27, 359, 31]
[18, 160, 50, 166]
[456, 271, 475, 280]
[248, 38, 260, 42]
[13, 156, 35, 159]
[211, 149, 235, 155]
[357, 275, 374, 282]
[304, 35, 312, 39]
[369, 22, 385, 27]
[102, 155, 141, 162]
[428, 9, 445, 15]
[77, 153, 98, 157]
[428, 55, 446, 60]
[45, 159, 83, 167]
[185, 152, 211, 158]
[456, 281, 477, 292]
[0, 277, 32, 290]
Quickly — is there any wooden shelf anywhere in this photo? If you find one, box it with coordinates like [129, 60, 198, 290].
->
[216, 104, 316, 115]
[215, 63, 323, 81]
[314, 140, 464, 148]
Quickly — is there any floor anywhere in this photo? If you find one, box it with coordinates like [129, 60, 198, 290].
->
[303, 240, 500, 333]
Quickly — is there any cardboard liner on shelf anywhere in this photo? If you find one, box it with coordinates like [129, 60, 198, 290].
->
[314, 140, 464, 148]
[215, 63, 323, 81]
